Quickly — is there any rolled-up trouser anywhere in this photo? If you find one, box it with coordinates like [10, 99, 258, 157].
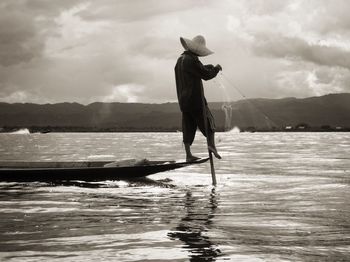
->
[182, 106, 216, 146]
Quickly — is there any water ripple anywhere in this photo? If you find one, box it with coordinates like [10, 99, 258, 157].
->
[0, 132, 350, 261]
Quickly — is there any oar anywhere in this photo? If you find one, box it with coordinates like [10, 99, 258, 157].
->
[200, 87, 217, 186]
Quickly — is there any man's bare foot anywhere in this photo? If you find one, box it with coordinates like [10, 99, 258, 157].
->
[208, 146, 222, 159]
[186, 155, 201, 162]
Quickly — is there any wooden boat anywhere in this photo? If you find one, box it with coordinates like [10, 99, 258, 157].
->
[0, 158, 209, 182]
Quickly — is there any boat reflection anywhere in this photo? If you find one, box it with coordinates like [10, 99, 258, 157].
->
[168, 188, 221, 261]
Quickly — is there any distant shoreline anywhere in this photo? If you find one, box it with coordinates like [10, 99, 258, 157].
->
[1, 93, 350, 133]
[1, 127, 349, 134]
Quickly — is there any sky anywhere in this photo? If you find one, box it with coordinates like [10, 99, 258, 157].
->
[1, 0, 350, 104]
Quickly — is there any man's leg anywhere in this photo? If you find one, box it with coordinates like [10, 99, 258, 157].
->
[197, 108, 222, 160]
[208, 131, 222, 160]
[182, 112, 200, 162]
[184, 143, 200, 162]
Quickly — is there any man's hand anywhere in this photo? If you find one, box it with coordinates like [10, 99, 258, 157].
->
[215, 64, 222, 71]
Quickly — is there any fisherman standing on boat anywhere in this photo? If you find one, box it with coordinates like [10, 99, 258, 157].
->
[175, 35, 222, 162]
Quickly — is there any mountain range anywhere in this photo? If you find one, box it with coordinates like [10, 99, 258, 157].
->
[0, 93, 349, 132]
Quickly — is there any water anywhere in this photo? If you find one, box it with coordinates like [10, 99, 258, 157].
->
[0, 132, 349, 261]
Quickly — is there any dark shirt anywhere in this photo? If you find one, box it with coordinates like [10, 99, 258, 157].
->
[175, 51, 220, 112]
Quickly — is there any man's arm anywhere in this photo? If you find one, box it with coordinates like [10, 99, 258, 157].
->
[184, 57, 222, 81]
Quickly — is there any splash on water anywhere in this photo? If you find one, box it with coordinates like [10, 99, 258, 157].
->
[217, 126, 240, 144]
[9, 128, 30, 134]
[229, 126, 240, 134]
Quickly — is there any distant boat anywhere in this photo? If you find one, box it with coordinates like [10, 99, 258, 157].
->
[0, 158, 209, 182]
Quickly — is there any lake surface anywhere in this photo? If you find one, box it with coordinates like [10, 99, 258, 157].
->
[0, 132, 349, 261]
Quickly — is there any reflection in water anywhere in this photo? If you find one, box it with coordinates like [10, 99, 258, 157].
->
[168, 188, 221, 261]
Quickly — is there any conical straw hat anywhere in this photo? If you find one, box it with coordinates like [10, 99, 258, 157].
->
[180, 35, 214, 56]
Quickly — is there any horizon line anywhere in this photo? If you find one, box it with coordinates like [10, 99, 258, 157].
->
[0, 92, 349, 106]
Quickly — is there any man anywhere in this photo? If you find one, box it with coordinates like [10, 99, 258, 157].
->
[175, 35, 222, 162]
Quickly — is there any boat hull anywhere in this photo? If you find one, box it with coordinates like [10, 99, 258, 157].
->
[0, 158, 209, 182]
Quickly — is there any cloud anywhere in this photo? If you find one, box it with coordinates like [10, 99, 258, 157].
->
[253, 35, 350, 70]
[0, 11, 43, 66]
[76, 0, 210, 22]
[98, 84, 145, 103]
[0, 0, 350, 104]
[0, 0, 83, 67]
[304, 0, 350, 34]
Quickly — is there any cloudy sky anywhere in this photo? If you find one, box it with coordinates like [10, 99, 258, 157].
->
[1, 0, 350, 104]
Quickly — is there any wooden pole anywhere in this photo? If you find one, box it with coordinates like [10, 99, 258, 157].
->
[208, 150, 217, 186]
[200, 88, 217, 186]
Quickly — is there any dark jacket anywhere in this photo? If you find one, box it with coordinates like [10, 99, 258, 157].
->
[175, 51, 220, 112]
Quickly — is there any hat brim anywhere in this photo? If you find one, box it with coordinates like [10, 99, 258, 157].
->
[180, 37, 214, 57]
